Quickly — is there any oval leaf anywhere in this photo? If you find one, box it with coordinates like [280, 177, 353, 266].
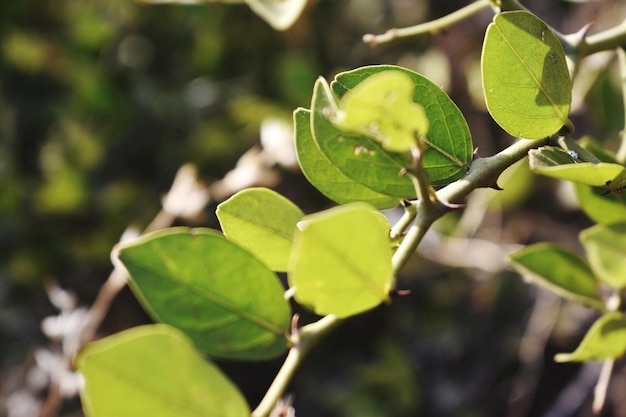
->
[332, 65, 473, 185]
[580, 223, 626, 289]
[506, 243, 605, 310]
[76, 324, 250, 417]
[482, 11, 572, 138]
[294, 108, 400, 209]
[217, 187, 304, 272]
[289, 204, 393, 318]
[555, 312, 626, 362]
[529, 146, 625, 186]
[113, 227, 291, 360]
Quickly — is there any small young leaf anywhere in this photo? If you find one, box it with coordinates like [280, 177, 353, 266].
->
[555, 312, 626, 362]
[76, 324, 250, 417]
[574, 183, 626, 225]
[289, 204, 393, 318]
[333, 70, 429, 153]
[580, 223, 626, 289]
[332, 65, 473, 185]
[114, 228, 291, 360]
[245, 0, 307, 31]
[482, 11, 572, 138]
[529, 146, 625, 186]
[294, 108, 400, 209]
[310, 77, 416, 198]
[217, 187, 304, 272]
[506, 243, 605, 310]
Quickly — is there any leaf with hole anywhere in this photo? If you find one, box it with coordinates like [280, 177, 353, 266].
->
[331, 65, 473, 185]
[76, 324, 250, 417]
[294, 108, 400, 209]
[113, 227, 291, 360]
[506, 243, 605, 310]
[555, 312, 626, 362]
[289, 204, 393, 318]
[580, 222, 626, 289]
[482, 11, 572, 138]
[217, 187, 304, 272]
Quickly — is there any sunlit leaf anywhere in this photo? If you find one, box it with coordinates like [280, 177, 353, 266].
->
[555, 312, 626, 362]
[114, 228, 291, 360]
[333, 70, 429, 153]
[529, 146, 625, 186]
[217, 187, 304, 271]
[76, 324, 250, 417]
[332, 65, 473, 185]
[482, 11, 572, 138]
[289, 204, 393, 318]
[294, 108, 400, 209]
[580, 223, 626, 289]
[506, 243, 605, 310]
[310, 77, 416, 198]
[245, 0, 307, 31]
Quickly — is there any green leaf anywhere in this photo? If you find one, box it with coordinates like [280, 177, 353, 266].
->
[76, 324, 250, 417]
[482, 11, 572, 138]
[294, 108, 400, 209]
[114, 228, 291, 360]
[529, 146, 625, 186]
[289, 204, 393, 318]
[216, 187, 304, 272]
[333, 70, 429, 153]
[506, 243, 605, 310]
[332, 65, 473, 185]
[580, 223, 626, 289]
[555, 312, 626, 362]
[574, 183, 626, 224]
[245, 0, 307, 31]
[310, 77, 416, 198]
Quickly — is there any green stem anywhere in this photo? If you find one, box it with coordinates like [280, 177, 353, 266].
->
[251, 315, 342, 417]
[578, 20, 626, 58]
[617, 47, 626, 165]
[390, 202, 417, 240]
[362, 0, 494, 46]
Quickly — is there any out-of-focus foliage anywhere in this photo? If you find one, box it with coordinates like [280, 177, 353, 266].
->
[3, 0, 626, 416]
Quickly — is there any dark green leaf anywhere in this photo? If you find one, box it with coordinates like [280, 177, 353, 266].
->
[114, 227, 291, 360]
[332, 65, 473, 185]
[76, 324, 250, 417]
[482, 11, 572, 138]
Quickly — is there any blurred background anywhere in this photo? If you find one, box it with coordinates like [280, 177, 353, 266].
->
[2, 0, 626, 416]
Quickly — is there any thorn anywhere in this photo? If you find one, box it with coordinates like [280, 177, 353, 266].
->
[289, 314, 301, 346]
[391, 289, 412, 297]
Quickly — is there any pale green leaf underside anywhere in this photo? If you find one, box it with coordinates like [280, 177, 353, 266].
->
[335, 70, 429, 153]
[114, 228, 291, 360]
[294, 108, 400, 209]
[529, 146, 625, 186]
[289, 204, 393, 318]
[217, 187, 304, 272]
[332, 65, 473, 186]
[506, 243, 604, 310]
[76, 324, 250, 417]
[574, 183, 626, 225]
[580, 222, 626, 289]
[555, 312, 626, 362]
[482, 11, 572, 138]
